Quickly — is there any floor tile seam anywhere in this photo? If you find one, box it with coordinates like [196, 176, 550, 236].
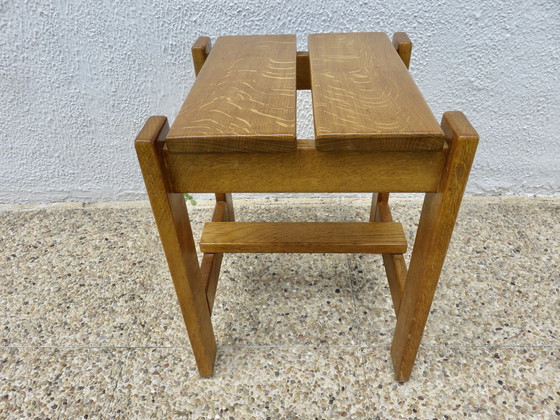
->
[0, 345, 191, 350]
[339, 251, 367, 351]
[218, 344, 375, 351]
[401, 343, 560, 350]
[0, 344, 367, 351]
[2, 343, 559, 351]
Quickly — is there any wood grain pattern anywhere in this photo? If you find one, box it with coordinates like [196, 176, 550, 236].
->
[200, 222, 407, 254]
[164, 143, 448, 193]
[135, 116, 216, 377]
[366, 31, 412, 235]
[391, 111, 479, 381]
[167, 34, 297, 153]
[308, 32, 444, 152]
[201, 252, 221, 314]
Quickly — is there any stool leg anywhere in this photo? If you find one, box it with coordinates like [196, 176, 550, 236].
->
[392, 32, 412, 69]
[215, 193, 235, 221]
[136, 116, 216, 377]
[370, 193, 407, 316]
[369, 192, 389, 222]
[391, 112, 478, 382]
[201, 193, 235, 314]
[192, 36, 212, 76]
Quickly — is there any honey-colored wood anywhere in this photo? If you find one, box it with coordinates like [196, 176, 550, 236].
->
[367, 30, 412, 227]
[392, 32, 412, 69]
[308, 32, 444, 152]
[164, 145, 448, 193]
[367, 32, 414, 314]
[201, 252, 222, 314]
[203, 194, 235, 313]
[193, 40, 235, 215]
[391, 111, 479, 382]
[201, 201, 227, 314]
[370, 195, 408, 316]
[192, 36, 212, 76]
[296, 51, 311, 90]
[136, 33, 479, 382]
[200, 222, 407, 254]
[215, 193, 235, 221]
[369, 192, 390, 221]
[167, 34, 297, 153]
[135, 116, 216, 377]
[369, 192, 380, 223]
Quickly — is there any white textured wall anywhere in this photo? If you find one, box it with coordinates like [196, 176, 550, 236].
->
[1, 0, 559, 203]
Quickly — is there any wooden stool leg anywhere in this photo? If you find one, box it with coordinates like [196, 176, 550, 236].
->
[201, 193, 235, 314]
[391, 112, 478, 382]
[369, 192, 389, 222]
[192, 36, 212, 76]
[135, 116, 216, 377]
[215, 193, 235, 221]
[392, 32, 412, 69]
[370, 192, 407, 316]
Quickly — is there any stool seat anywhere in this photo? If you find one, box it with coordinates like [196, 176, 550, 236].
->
[166, 32, 444, 154]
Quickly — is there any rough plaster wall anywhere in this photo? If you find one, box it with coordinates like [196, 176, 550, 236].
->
[0, 0, 559, 203]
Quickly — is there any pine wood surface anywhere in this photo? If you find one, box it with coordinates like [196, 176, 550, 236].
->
[167, 34, 297, 153]
[200, 222, 407, 254]
[308, 32, 444, 152]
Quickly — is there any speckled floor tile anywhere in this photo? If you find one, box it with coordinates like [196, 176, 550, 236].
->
[348, 197, 560, 348]
[0, 347, 124, 418]
[1, 196, 559, 418]
[361, 346, 560, 418]
[232, 199, 368, 223]
[148, 252, 360, 347]
[110, 346, 369, 418]
[3, 265, 160, 347]
[349, 252, 560, 348]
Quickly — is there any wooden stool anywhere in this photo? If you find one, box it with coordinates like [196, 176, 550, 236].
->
[135, 32, 478, 381]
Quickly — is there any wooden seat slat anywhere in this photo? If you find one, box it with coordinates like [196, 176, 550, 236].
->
[166, 35, 297, 153]
[308, 32, 445, 151]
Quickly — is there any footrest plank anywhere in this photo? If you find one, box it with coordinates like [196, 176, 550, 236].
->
[200, 222, 407, 254]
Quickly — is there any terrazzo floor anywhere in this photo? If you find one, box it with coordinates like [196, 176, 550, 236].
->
[0, 196, 559, 418]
